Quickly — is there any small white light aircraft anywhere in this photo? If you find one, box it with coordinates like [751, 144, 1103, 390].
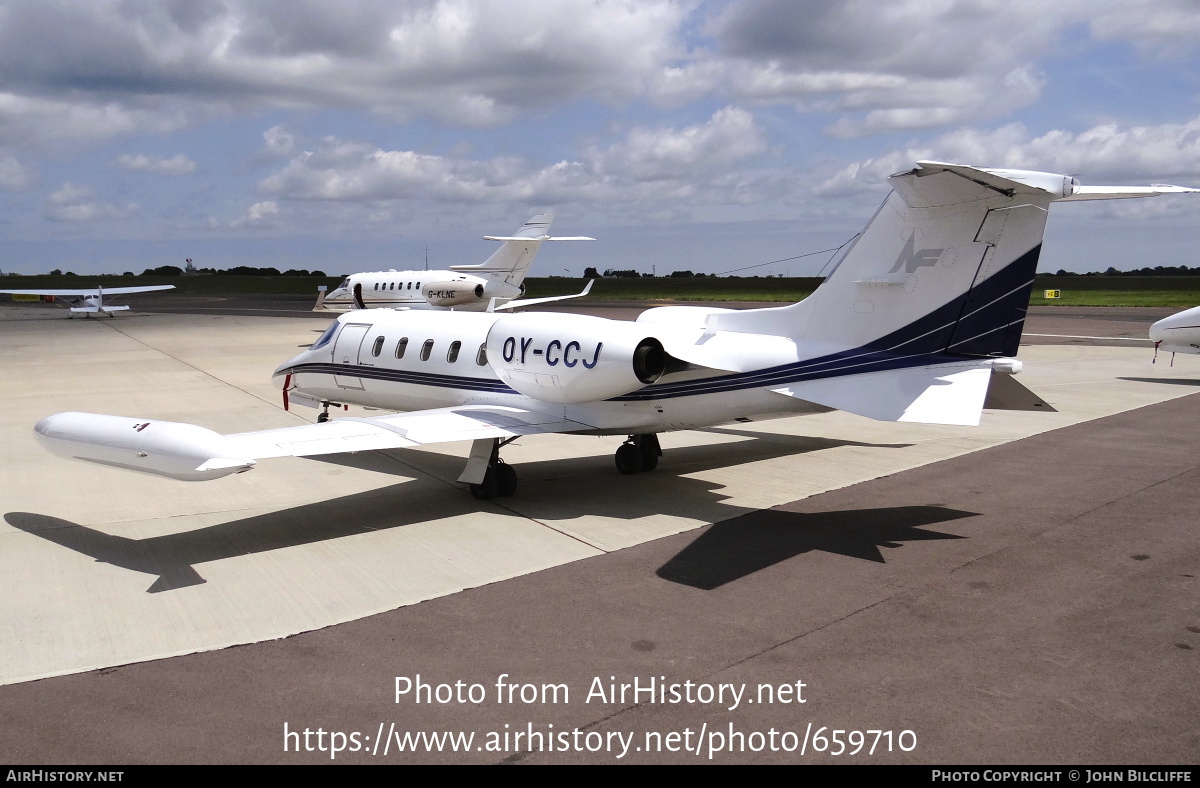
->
[1149, 305, 1200, 362]
[0, 284, 175, 317]
[33, 162, 1198, 499]
[314, 213, 594, 312]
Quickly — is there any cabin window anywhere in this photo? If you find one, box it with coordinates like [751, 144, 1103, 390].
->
[407, 282, 413, 290]
[447, 341, 461, 363]
[373, 283, 379, 291]
[371, 336, 384, 357]
[475, 344, 487, 365]
[390, 282, 396, 290]
[416, 282, 421, 289]
[394, 337, 408, 359]
[420, 339, 434, 361]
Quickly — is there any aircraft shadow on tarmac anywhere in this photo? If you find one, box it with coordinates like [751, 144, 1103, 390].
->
[657, 505, 976, 590]
[3, 433, 916, 595]
[1118, 376, 1200, 387]
[305, 429, 913, 483]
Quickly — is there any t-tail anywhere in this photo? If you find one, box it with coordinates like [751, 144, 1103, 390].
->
[698, 162, 1197, 425]
[715, 162, 1197, 348]
[450, 212, 595, 287]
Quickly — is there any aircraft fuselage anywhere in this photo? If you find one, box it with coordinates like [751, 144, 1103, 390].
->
[276, 309, 824, 435]
[321, 269, 525, 311]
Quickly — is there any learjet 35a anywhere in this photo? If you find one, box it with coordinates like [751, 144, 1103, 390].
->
[1, 284, 174, 317]
[34, 162, 1198, 499]
[314, 213, 593, 312]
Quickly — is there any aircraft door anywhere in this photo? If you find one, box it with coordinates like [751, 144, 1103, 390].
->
[333, 322, 371, 389]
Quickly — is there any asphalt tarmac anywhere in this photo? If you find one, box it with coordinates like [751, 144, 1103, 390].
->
[0, 297, 1196, 764]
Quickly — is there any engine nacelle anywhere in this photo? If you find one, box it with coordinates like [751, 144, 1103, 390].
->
[422, 279, 486, 307]
[34, 412, 255, 482]
[486, 313, 668, 404]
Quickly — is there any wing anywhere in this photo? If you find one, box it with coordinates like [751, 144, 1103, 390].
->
[35, 405, 593, 481]
[491, 279, 594, 311]
[225, 405, 590, 459]
[0, 285, 175, 296]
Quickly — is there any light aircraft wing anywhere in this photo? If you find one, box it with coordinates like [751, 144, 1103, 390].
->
[491, 279, 594, 311]
[481, 236, 596, 242]
[0, 285, 175, 296]
[71, 305, 129, 313]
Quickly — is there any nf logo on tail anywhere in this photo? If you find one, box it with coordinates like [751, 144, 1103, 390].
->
[888, 234, 944, 274]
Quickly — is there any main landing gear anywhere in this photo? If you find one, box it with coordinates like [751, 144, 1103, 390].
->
[466, 437, 519, 500]
[615, 433, 661, 474]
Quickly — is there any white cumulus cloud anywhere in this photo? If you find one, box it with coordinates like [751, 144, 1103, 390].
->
[44, 182, 137, 221]
[116, 153, 197, 175]
[257, 107, 772, 209]
[232, 200, 281, 227]
[0, 153, 35, 190]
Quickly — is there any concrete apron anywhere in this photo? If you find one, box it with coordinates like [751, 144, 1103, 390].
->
[1, 309, 1196, 685]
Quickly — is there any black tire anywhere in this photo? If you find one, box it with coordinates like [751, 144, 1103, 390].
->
[639, 434, 660, 472]
[496, 462, 518, 497]
[615, 442, 641, 475]
[317, 412, 329, 423]
[470, 467, 498, 500]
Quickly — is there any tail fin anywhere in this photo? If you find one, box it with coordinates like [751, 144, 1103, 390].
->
[449, 213, 594, 287]
[710, 162, 1197, 359]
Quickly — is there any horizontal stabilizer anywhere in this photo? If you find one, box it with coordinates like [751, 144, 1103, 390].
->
[915, 161, 1200, 202]
[1057, 184, 1200, 201]
[771, 362, 994, 426]
[71, 305, 130, 313]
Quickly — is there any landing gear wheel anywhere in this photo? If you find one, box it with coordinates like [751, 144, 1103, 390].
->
[615, 442, 642, 475]
[470, 467, 499, 500]
[317, 412, 330, 423]
[638, 433, 661, 472]
[495, 461, 518, 497]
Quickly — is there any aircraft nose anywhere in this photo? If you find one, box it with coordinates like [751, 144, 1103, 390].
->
[273, 351, 306, 380]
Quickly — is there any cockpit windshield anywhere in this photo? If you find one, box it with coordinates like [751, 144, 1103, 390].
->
[338, 277, 351, 290]
[312, 320, 340, 350]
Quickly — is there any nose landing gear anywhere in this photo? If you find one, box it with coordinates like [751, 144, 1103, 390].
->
[316, 401, 347, 423]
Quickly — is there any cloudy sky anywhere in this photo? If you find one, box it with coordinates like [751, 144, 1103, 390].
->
[2, 0, 1200, 277]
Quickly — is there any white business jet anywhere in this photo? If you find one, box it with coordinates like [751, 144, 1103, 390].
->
[314, 213, 593, 312]
[0, 283, 175, 317]
[34, 162, 1198, 499]
[1149, 305, 1200, 362]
